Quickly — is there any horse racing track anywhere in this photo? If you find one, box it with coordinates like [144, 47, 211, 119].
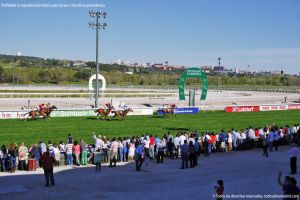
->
[0, 110, 299, 146]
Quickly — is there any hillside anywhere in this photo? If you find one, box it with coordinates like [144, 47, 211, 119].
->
[0, 54, 299, 87]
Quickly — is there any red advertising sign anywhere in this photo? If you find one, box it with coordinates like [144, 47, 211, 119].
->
[225, 104, 300, 113]
[288, 104, 300, 110]
[225, 106, 260, 113]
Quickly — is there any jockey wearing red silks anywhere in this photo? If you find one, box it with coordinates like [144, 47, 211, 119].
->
[104, 103, 111, 110]
[38, 103, 44, 112]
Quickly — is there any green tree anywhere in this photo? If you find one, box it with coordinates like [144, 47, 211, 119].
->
[0, 65, 3, 76]
[75, 69, 90, 82]
[0, 65, 4, 82]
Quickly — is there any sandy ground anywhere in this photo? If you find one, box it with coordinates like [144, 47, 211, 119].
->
[0, 86, 299, 110]
[0, 145, 299, 200]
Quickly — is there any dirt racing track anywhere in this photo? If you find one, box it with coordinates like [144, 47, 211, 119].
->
[0, 85, 299, 111]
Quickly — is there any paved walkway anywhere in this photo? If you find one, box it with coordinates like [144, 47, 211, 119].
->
[0, 146, 299, 200]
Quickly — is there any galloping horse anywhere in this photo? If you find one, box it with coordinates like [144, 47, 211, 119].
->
[95, 106, 114, 120]
[41, 105, 57, 118]
[24, 105, 57, 121]
[111, 108, 133, 120]
[157, 104, 176, 118]
[24, 110, 40, 121]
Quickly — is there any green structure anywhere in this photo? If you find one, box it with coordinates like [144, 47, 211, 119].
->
[189, 89, 196, 107]
[178, 68, 208, 101]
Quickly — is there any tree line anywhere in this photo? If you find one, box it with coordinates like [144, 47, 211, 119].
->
[0, 65, 300, 87]
[0, 54, 299, 86]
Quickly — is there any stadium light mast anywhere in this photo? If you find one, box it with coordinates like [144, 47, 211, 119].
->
[217, 57, 221, 92]
[165, 61, 168, 89]
[89, 10, 107, 108]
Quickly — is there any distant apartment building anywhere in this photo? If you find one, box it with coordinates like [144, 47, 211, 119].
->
[213, 66, 225, 72]
[72, 61, 86, 67]
[152, 63, 165, 70]
[115, 59, 124, 65]
[201, 66, 213, 74]
[111, 58, 293, 76]
[143, 62, 152, 68]
[255, 71, 272, 76]
[271, 70, 283, 75]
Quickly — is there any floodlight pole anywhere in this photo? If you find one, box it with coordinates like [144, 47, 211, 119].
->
[89, 11, 107, 108]
[95, 15, 99, 108]
[165, 61, 168, 90]
[217, 57, 221, 92]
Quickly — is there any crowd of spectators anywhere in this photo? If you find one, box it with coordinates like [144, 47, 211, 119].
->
[0, 123, 299, 173]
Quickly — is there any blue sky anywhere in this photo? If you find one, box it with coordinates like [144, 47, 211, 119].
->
[0, 0, 299, 74]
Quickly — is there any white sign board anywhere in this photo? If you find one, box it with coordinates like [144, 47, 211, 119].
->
[0, 108, 154, 119]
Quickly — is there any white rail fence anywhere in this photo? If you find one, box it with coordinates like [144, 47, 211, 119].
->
[0, 92, 177, 99]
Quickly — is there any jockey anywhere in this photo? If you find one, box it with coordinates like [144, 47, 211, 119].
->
[37, 103, 44, 112]
[160, 104, 167, 110]
[104, 103, 111, 110]
[121, 105, 128, 111]
[43, 103, 48, 110]
[46, 102, 51, 108]
[170, 104, 176, 109]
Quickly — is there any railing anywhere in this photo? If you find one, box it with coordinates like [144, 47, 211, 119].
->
[0, 92, 177, 99]
[1, 83, 299, 93]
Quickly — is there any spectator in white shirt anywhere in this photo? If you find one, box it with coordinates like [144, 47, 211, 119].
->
[173, 134, 181, 158]
[292, 125, 298, 134]
[259, 128, 265, 138]
[288, 143, 299, 174]
[227, 131, 233, 151]
[179, 134, 186, 147]
[248, 127, 255, 139]
[93, 133, 103, 151]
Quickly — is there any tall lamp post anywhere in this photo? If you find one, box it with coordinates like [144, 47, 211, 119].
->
[217, 57, 221, 92]
[89, 10, 107, 108]
[165, 61, 168, 89]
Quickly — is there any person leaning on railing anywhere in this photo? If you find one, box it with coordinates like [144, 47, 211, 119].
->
[18, 142, 28, 171]
[7, 143, 17, 173]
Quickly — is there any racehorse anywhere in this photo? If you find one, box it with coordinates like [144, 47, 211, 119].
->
[95, 106, 114, 120]
[111, 108, 133, 120]
[24, 110, 39, 121]
[157, 104, 176, 118]
[24, 105, 57, 121]
[41, 105, 57, 118]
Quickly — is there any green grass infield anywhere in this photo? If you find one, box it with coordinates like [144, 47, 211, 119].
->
[0, 110, 299, 146]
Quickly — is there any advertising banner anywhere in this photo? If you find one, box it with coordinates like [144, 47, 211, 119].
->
[127, 108, 153, 116]
[50, 108, 154, 117]
[225, 106, 260, 113]
[157, 107, 199, 115]
[0, 111, 28, 119]
[226, 104, 299, 113]
[50, 110, 96, 117]
[288, 104, 300, 110]
[259, 105, 288, 111]
[0, 108, 154, 119]
[175, 107, 199, 114]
